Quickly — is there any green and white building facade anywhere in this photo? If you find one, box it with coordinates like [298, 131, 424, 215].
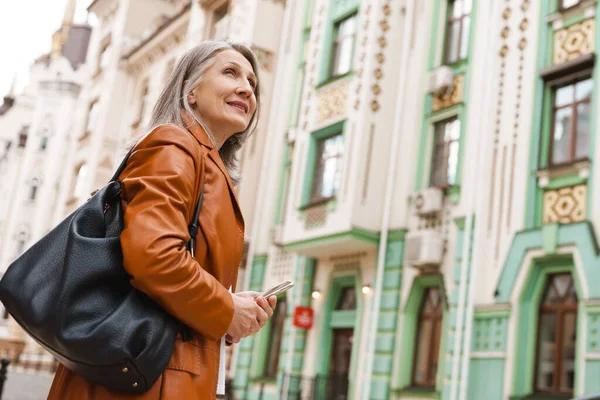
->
[232, 0, 600, 399]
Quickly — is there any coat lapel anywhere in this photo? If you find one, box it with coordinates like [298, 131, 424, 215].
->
[181, 110, 243, 223]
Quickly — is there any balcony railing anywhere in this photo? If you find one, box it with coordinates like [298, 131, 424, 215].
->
[281, 374, 349, 400]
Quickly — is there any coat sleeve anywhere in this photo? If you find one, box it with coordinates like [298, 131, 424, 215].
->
[119, 125, 234, 341]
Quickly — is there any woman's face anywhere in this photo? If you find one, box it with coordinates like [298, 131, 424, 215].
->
[188, 49, 258, 144]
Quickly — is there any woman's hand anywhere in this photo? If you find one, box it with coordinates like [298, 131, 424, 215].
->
[226, 291, 277, 343]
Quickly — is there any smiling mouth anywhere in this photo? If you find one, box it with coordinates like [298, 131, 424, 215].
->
[227, 102, 248, 114]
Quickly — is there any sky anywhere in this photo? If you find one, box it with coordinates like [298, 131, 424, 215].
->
[0, 0, 93, 97]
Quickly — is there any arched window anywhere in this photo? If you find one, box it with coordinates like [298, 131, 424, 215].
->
[412, 288, 443, 387]
[535, 273, 577, 394]
[28, 177, 40, 202]
[14, 227, 30, 257]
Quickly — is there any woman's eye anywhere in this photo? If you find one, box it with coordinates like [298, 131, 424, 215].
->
[224, 69, 235, 76]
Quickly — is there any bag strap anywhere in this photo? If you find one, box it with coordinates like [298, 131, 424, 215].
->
[113, 137, 207, 343]
[186, 181, 204, 259]
[112, 141, 205, 253]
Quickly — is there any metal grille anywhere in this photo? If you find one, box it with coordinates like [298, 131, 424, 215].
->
[264, 247, 295, 292]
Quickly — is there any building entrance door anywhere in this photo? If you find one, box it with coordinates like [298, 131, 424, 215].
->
[328, 328, 353, 400]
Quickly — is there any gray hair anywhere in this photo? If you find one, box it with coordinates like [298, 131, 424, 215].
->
[149, 41, 261, 184]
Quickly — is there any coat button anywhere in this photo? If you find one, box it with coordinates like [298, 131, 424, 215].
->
[133, 382, 138, 388]
[122, 367, 128, 373]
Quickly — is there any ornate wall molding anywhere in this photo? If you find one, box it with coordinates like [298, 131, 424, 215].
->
[553, 18, 595, 65]
[316, 79, 350, 123]
[431, 74, 464, 112]
[543, 184, 587, 224]
[369, 1, 391, 112]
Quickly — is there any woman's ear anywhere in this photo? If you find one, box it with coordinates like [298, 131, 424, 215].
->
[187, 91, 196, 106]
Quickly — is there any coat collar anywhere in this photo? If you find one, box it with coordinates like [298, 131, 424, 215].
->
[181, 109, 214, 149]
[181, 110, 243, 219]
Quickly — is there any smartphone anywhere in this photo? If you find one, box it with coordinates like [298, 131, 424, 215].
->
[262, 280, 294, 298]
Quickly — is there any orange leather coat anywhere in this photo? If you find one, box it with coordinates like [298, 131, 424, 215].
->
[47, 112, 244, 400]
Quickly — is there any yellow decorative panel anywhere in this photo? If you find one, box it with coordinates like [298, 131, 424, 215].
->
[543, 184, 587, 224]
[432, 74, 464, 112]
[553, 19, 595, 65]
[317, 80, 349, 123]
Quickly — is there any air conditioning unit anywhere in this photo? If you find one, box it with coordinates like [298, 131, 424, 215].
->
[213, 16, 229, 41]
[427, 66, 453, 94]
[405, 230, 444, 268]
[413, 187, 444, 216]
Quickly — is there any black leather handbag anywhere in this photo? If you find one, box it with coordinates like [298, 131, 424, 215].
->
[0, 142, 204, 393]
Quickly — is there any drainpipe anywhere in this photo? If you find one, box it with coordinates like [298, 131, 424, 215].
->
[281, 256, 304, 400]
[362, 0, 416, 397]
[229, 0, 295, 379]
[457, 2, 499, 399]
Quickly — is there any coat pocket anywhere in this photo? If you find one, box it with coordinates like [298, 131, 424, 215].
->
[165, 338, 211, 376]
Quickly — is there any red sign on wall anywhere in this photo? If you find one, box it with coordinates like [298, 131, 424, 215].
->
[293, 306, 314, 330]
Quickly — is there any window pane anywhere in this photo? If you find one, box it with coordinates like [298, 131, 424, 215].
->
[430, 144, 447, 187]
[446, 21, 461, 63]
[265, 297, 287, 377]
[430, 319, 442, 382]
[74, 164, 88, 198]
[459, 17, 470, 60]
[560, 312, 577, 392]
[561, 0, 581, 8]
[336, 287, 356, 310]
[554, 275, 571, 298]
[320, 157, 337, 198]
[446, 119, 461, 141]
[536, 313, 557, 391]
[555, 85, 574, 108]
[414, 319, 433, 385]
[447, 140, 459, 185]
[335, 37, 354, 76]
[575, 78, 593, 101]
[576, 102, 589, 159]
[452, 0, 463, 18]
[543, 285, 560, 305]
[337, 15, 356, 38]
[463, 0, 473, 13]
[552, 107, 573, 164]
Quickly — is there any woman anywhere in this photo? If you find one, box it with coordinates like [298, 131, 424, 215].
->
[47, 41, 276, 399]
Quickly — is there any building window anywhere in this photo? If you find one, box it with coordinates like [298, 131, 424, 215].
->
[336, 286, 356, 310]
[264, 296, 287, 378]
[330, 14, 357, 78]
[74, 164, 88, 198]
[98, 38, 112, 73]
[412, 288, 443, 388]
[18, 126, 29, 148]
[444, 0, 472, 64]
[29, 184, 38, 201]
[15, 228, 30, 257]
[311, 133, 344, 202]
[86, 100, 99, 134]
[560, 0, 581, 10]
[535, 273, 577, 394]
[549, 76, 592, 166]
[430, 117, 460, 188]
[40, 136, 48, 151]
[16, 239, 26, 256]
[211, 4, 229, 40]
[132, 80, 149, 128]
